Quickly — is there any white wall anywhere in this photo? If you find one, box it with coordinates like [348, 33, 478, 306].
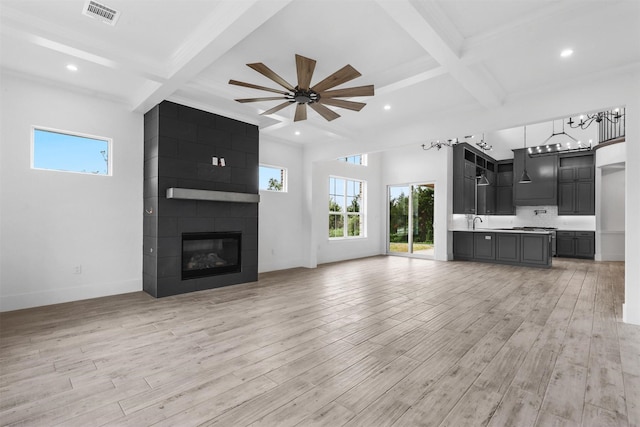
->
[0, 74, 143, 311]
[258, 137, 305, 272]
[624, 98, 640, 325]
[381, 144, 452, 261]
[595, 142, 626, 261]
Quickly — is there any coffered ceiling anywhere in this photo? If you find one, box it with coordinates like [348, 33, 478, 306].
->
[1, 0, 639, 154]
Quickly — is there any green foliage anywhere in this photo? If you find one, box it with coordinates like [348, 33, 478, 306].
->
[267, 177, 283, 191]
[389, 185, 434, 246]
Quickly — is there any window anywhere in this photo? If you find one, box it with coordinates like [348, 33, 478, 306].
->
[337, 154, 367, 166]
[259, 164, 287, 192]
[32, 127, 111, 175]
[329, 176, 364, 238]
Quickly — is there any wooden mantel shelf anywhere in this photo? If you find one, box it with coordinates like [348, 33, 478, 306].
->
[166, 188, 260, 203]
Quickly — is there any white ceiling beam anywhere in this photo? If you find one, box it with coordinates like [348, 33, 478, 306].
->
[376, 66, 447, 95]
[375, 0, 503, 109]
[131, 0, 294, 114]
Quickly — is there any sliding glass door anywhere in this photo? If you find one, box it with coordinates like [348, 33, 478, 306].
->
[388, 183, 435, 258]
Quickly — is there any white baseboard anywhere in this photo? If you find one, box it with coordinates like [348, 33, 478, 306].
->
[0, 279, 142, 312]
[595, 252, 625, 261]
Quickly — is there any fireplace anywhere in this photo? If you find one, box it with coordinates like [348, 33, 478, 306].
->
[143, 101, 258, 298]
[182, 232, 242, 280]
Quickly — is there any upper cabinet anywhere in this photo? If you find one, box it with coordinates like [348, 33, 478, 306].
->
[557, 153, 595, 215]
[453, 143, 593, 216]
[495, 161, 515, 215]
[513, 149, 558, 206]
[452, 143, 496, 214]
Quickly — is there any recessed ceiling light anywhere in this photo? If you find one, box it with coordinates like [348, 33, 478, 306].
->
[383, 105, 391, 110]
[66, 64, 78, 71]
[294, 131, 300, 136]
[560, 49, 573, 58]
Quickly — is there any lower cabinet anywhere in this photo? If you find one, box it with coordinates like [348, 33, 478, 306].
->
[496, 233, 520, 262]
[473, 232, 495, 260]
[556, 231, 595, 259]
[521, 234, 551, 266]
[453, 231, 551, 268]
[453, 231, 474, 259]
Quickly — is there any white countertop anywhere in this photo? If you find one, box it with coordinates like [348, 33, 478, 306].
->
[449, 228, 553, 235]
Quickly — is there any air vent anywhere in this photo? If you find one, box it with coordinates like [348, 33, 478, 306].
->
[82, 0, 120, 26]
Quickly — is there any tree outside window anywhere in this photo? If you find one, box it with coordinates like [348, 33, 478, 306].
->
[259, 165, 286, 192]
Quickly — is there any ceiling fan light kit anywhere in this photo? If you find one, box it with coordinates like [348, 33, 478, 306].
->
[229, 54, 374, 122]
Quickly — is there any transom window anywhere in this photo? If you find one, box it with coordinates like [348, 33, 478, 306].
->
[337, 154, 367, 166]
[329, 176, 365, 239]
[32, 127, 111, 175]
[259, 164, 287, 192]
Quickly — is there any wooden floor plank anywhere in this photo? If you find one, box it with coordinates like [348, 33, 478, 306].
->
[0, 257, 635, 427]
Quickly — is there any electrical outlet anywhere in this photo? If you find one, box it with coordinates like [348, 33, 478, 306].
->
[74, 265, 82, 274]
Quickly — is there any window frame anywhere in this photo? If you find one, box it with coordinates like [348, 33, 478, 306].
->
[31, 126, 112, 176]
[259, 163, 288, 192]
[337, 154, 367, 166]
[328, 175, 366, 240]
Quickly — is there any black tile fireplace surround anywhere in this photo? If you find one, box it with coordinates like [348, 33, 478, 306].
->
[143, 101, 259, 298]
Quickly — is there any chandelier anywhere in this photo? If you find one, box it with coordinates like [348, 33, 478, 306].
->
[567, 108, 624, 130]
[421, 135, 490, 151]
[527, 120, 591, 157]
[421, 139, 458, 151]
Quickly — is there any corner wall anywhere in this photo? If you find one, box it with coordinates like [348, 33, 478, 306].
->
[0, 74, 143, 311]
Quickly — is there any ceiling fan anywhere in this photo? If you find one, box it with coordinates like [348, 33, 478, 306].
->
[229, 54, 374, 122]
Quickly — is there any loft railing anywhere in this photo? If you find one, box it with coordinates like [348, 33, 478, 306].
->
[599, 108, 625, 143]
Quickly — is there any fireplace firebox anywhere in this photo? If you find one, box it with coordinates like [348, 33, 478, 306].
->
[182, 232, 241, 280]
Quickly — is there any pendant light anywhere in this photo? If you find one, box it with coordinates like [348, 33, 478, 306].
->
[519, 125, 532, 184]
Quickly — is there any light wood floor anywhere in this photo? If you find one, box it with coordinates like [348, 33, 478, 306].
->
[1, 256, 638, 426]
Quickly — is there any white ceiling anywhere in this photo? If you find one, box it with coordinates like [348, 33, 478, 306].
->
[1, 0, 639, 156]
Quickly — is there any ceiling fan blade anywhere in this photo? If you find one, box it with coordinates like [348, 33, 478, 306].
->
[247, 62, 295, 91]
[229, 79, 289, 95]
[294, 103, 307, 122]
[319, 85, 375, 98]
[311, 64, 361, 93]
[319, 98, 366, 112]
[235, 97, 288, 103]
[309, 103, 341, 121]
[261, 101, 294, 116]
[295, 54, 316, 90]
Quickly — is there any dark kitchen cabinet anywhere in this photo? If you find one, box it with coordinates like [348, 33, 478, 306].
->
[556, 230, 595, 259]
[453, 231, 551, 267]
[495, 161, 515, 215]
[453, 231, 474, 259]
[496, 233, 520, 262]
[453, 143, 497, 215]
[521, 234, 551, 266]
[477, 182, 496, 215]
[473, 232, 495, 260]
[513, 149, 558, 206]
[557, 153, 595, 215]
[453, 144, 477, 214]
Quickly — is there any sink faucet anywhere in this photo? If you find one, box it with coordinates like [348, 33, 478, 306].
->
[473, 216, 483, 230]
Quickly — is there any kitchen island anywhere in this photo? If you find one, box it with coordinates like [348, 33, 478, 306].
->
[451, 228, 553, 268]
